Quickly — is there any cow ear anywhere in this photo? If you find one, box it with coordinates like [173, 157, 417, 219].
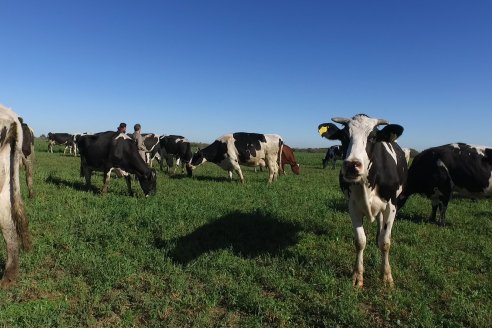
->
[318, 123, 342, 140]
[377, 124, 404, 142]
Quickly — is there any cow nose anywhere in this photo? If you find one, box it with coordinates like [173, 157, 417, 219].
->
[343, 160, 362, 175]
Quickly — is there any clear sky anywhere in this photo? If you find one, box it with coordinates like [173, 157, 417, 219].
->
[1, 1, 491, 150]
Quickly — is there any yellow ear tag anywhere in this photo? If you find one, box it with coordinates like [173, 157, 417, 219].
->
[319, 126, 328, 136]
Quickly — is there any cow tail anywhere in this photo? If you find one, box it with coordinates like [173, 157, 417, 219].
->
[9, 121, 32, 251]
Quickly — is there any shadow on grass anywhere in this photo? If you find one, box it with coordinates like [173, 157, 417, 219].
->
[46, 175, 99, 194]
[188, 175, 232, 183]
[158, 210, 301, 265]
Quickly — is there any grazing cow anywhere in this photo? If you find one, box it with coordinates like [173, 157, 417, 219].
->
[319, 114, 407, 287]
[19, 118, 35, 198]
[0, 105, 32, 287]
[48, 132, 76, 155]
[323, 145, 343, 169]
[397, 143, 492, 226]
[158, 135, 193, 174]
[280, 144, 300, 175]
[77, 131, 157, 196]
[187, 132, 283, 183]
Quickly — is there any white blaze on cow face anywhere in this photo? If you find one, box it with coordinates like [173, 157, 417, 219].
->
[341, 116, 384, 183]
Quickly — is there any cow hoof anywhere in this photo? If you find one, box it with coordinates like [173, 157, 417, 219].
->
[0, 277, 15, 288]
[383, 275, 395, 288]
[352, 273, 364, 288]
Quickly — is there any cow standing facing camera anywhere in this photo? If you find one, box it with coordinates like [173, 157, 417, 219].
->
[319, 114, 407, 288]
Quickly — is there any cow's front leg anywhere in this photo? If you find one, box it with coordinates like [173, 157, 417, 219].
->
[0, 219, 20, 288]
[378, 205, 396, 287]
[125, 175, 134, 196]
[351, 212, 366, 288]
[101, 170, 111, 193]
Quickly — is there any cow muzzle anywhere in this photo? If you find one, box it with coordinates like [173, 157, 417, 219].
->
[342, 160, 363, 181]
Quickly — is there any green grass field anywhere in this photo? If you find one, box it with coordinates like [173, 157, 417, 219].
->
[1, 141, 491, 327]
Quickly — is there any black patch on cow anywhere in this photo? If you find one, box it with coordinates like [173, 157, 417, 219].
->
[0, 126, 7, 145]
[376, 124, 404, 143]
[232, 132, 266, 163]
[196, 140, 229, 164]
[21, 123, 34, 157]
[366, 142, 407, 204]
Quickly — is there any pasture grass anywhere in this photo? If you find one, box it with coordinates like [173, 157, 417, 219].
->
[0, 140, 491, 327]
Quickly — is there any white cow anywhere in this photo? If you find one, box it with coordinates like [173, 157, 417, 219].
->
[0, 104, 32, 287]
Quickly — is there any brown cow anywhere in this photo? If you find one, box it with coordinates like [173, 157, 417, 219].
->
[280, 144, 300, 175]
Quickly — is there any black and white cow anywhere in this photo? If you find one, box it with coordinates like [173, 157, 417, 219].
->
[48, 132, 76, 155]
[19, 118, 35, 198]
[397, 143, 492, 226]
[77, 131, 157, 196]
[322, 145, 343, 169]
[142, 134, 160, 166]
[0, 105, 32, 287]
[319, 114, 407, 288]
[188, 132, 283, 183]
[158, 135, 193, 174]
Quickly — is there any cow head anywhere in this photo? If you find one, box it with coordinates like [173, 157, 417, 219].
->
[186, 149, 206, 177]
[319, 114, 403, 183]
[291, 163, 300, 175]
[138, 168, 157, 196]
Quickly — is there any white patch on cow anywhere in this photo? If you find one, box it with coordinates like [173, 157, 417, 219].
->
[485, 172, 492, 194]
[115, 133, 131, 140]
[382, 142, 398, 165]
[469, 145, 488, 156]
[108, 167, 130, 178]
[450, 143, 460, 149]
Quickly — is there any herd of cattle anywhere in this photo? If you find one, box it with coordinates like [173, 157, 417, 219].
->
[1, 105, 491, 288]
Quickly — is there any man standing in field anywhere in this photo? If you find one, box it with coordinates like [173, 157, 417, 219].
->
[133, 123, 147, 162]
[117, 122, 127, 134]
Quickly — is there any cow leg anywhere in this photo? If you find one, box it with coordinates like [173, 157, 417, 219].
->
[266, 159, 279, 183]
[228, 170, 233, 180]
[0, 216, 20, 287]
[124, 175, 133, 196]
[378, 205, 396, 287]
[231, 162, 245, 183]
[351, 212, 366, 288]
[22, 156, 35, 198]
[101, 170, 111, 194]
[83, 168, 92, 191]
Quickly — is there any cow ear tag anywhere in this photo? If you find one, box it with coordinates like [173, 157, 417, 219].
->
[319, 126, 328, 136]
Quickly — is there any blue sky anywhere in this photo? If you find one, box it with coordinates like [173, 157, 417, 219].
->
[1, 1, 491, 150]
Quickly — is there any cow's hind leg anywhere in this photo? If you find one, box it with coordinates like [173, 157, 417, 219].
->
[266, 158, 279, 183]
[231, 162, 245, 183]
[378, 204, 396, 287]
[22, 156, 35, 198]
[0, 215, 20, 287]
